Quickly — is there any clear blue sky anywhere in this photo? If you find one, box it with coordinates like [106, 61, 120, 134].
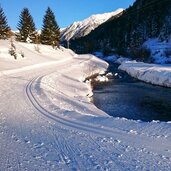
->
[0, 0, 135, 30]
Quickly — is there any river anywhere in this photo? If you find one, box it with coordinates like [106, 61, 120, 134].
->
[92, 63, 171, 122]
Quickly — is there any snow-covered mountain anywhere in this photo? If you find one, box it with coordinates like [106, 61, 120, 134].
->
[61, 8, 124, 41]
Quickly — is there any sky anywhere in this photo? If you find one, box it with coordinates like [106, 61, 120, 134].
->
[0, 0, 135, 30]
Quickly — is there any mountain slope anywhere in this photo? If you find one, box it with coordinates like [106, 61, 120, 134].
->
[60, 8, 123, 41]
[70, 0, 171, 62]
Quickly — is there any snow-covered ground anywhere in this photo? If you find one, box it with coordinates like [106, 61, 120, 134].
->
[144, 38, 171, 64]
[119, 60, 171, 87]
[0, 40, 171, 170]
[93, 39, 171, 88]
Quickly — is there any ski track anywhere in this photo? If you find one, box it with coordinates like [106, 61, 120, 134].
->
[26, 75, 171, 170]
[26, 59, 171, 170]
[24, 60, 123, 170]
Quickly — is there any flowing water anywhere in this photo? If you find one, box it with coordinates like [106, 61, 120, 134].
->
[92, 63, 171, 122]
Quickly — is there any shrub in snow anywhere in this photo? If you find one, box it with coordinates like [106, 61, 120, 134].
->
[34, 45, 40, 53]
[34, 34, 41, 53]
[9, 39, 17, 59]
[20, 51, 24, 58]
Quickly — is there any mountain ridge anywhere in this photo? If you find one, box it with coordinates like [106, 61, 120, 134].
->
[60, 8, 124, 41]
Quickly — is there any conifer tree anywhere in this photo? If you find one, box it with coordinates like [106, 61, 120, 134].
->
[16, 8, 37, 43]
[0, 5, 10, 39]
[40, 7, 60, 48]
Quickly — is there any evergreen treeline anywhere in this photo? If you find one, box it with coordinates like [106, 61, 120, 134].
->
[16, 8, 37, 43]
[70, 0, 171, 58]
[40, 7, 60, 48]
[0, 5, 10, 39]
[0, 5, 60, 48]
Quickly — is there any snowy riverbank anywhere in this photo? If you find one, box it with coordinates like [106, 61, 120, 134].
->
[119, 61, 171, 87]
[99, 53, 171, 88]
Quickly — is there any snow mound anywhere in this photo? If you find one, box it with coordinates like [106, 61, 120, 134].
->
[0, 40, 75, 71]
[119, 61, 171, 87]
[95, 75, 109, 82]
[39, 55, 108, 117]
[115, 57, 130, 64]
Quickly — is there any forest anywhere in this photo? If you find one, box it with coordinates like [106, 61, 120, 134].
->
[70, 0, 171, 60]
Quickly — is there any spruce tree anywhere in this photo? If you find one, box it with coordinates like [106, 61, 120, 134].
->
[40, 7, 60, 48]
[16, 8, 37, 43]
[0, 5, 10, 39]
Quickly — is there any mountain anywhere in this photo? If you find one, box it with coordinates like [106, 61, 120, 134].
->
[70, 0, 171, 62]
[60, 8, 124, 41]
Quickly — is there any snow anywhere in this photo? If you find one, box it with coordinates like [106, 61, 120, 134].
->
[119, 60, 171, 87]
[115, 57, 130, 64]
[93, 51, 103, 58]
[0, 39, 75, 70]
[95, 75, 109, 82]
[104, 55, 118, 62]
[144, 38, 171, 64]
[0, 40, 171, 170]
[61, 8, 124, 41]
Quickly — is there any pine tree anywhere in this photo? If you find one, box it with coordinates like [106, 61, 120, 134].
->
[40, 7, 60, 48]
[16, 8, 37, 43]
[0, 5, 10, 39]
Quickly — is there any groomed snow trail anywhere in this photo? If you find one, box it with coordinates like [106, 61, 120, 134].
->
[0, 51, 171, 170]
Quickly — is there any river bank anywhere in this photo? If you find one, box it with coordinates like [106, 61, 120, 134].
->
[92, 62, 171, 122]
